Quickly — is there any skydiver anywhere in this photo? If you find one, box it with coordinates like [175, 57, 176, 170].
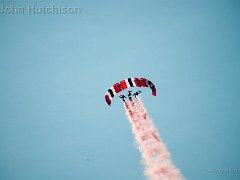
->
[119, 95, 126, 102]
[128, 91, 132, 101]
[128, 90, 132, 96]
[133, 92, 139, 98]
[133, 90, 142, 98]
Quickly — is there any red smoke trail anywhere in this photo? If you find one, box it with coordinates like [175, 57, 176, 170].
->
[124, 98, 184, 180]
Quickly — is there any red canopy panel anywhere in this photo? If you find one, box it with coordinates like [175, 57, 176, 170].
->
[105, 94, 111, 105]
[120, 80, 128, 90]
[152, 86, 156, 96]
[113, 83, 122, 93]
[139, 78, 148, 87]
[134, 78, 141, 87]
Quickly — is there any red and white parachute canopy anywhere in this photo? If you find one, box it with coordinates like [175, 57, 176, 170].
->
[105, 77, 156, 105]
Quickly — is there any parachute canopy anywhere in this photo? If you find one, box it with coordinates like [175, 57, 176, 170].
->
[105, 77, 156, 105]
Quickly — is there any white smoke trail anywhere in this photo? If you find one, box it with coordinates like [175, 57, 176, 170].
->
[124, 98, 184, 180]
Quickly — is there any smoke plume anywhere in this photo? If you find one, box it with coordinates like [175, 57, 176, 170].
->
[123, 97, 184, 180]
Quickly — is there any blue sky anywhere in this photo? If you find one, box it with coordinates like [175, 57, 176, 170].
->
[0, 0, 240, 179]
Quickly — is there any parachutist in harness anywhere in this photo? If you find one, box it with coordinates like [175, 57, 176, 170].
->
[133, 90, 141, 98]
[128, 91, 132, 101]
[119, 95, 126, 102]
